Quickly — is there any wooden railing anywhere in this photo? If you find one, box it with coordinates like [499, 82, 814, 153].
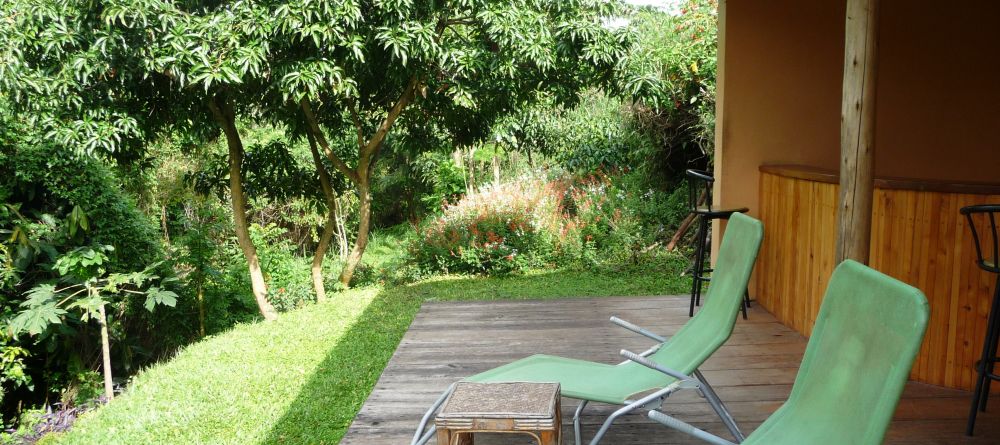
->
[756, 165, 1000, 390]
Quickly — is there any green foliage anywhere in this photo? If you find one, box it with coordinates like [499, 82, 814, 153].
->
[9, 246, 177, 338]
[247, 224, 315, 312]
[616, 1, 719, 173]
[0, 332, 31, 408]
[551, 92, 656, 173]
[0, 0, 187, 159]
[4, 144, 161, 274]
[412, 171, 682, 275]
[491, 91, 660, 175]
[413, 152, 467, 213]
[493, 98, 559, 164]
[0, 142, 172, 419]
[369, 128, 461, 226]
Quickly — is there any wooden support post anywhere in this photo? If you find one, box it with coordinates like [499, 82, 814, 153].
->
[836, 0, 880, 264]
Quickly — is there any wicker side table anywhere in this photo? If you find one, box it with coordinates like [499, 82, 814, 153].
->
[435, 382, 561, 445]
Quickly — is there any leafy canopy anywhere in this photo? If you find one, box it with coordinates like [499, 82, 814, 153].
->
[2, 0, 635, 157]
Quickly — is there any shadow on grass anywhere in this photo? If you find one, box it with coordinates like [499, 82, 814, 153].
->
[257, 283, 421, 445]
[259, 260, 688, 444]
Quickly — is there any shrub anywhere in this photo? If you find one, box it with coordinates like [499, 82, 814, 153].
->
[412, 177, 561, 275]
[248, 223, 315, 312]
[411, 171, 682, 275]
[0, 144, 172, 419]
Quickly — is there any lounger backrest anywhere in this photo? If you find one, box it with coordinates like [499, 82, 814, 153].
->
[650, 213, 763, 373]
[745, 260, 929, 445]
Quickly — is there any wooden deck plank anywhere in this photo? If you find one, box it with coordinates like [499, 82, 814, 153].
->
[341, 296, 1000, 444]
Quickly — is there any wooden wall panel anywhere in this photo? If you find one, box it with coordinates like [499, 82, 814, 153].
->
[757, 171, 1000, 390]
[755, 173, 837, 337]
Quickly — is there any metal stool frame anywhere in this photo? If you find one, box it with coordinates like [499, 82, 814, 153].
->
[685, 169, 751, 319]
[962, 204, 1000, 436]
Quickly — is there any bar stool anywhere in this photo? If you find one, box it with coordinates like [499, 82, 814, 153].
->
[962, 204, 1000, 436]
[685, 169, 751, 319]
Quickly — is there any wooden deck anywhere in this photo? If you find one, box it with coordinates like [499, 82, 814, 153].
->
[341, 296, 1000, 444]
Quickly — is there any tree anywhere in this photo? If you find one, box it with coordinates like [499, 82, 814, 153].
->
[279, 0, 633, 285]
[2, 0, 283, 319]
[493, 98, 558, 168]
[172, 201, 225, 337]
[9, 245, 177, 401]
[0, 137, 172, 410]
[612, 1, 719, 174]
[3, 0, 634, 294]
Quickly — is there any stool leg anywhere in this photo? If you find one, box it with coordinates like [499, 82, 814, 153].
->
[980, 322, 999, 413]
[689, 217, 708, 317]
[967, 280, 1000, 435]
[740, 288, 750, 320]
[980, 282, 1000, 413]
[696, 219, 708, 308]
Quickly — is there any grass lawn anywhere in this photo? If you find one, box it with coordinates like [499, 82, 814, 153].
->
[41, 258, 688, 445]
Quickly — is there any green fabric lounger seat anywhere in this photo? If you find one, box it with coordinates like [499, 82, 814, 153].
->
[648, 260, 930, 445]
[410, 213, 765, 445]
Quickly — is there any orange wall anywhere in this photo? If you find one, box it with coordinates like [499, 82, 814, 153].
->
[875, 2, 1000, 181]
[714, 0, 1000, 216]
[714, 0, 844, 215]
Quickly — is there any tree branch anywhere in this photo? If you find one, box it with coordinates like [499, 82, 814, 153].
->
[300, 99, 361, 184]
[444, 18, 475, 26]
[348, 99, 365, 151]
[360, 75, 420, 169]
[307, 132, 338, 205]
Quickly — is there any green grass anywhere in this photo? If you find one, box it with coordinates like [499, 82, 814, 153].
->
[43, 257, 688, 445]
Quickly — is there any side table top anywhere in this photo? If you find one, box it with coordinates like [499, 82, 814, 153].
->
[437, 382, 560, 420]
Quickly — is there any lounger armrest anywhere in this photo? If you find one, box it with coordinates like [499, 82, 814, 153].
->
[648, 411, 737, 445]
[620, 349, 691, 381]
[610, 316, 667, 343]
[410, 383, 454, 445]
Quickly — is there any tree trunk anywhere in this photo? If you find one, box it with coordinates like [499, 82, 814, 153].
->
[197, 281, 206, 337]
[312, 210, 336, 301]
[307, 133, 339, 302]
[836, 0, 880, 264]
[338, 180, 371, 286]
[666, 213, 698, 252]
[467, 146, 477, 190]
[492, 155, 501, 184]
[334, 198, 348, 260]
[454, 149, 468, 191]
[208, 95, 278, 321]
[96, 303, 114, 401]
[160, 205, 170, 244]
[299, 77, 419, 288]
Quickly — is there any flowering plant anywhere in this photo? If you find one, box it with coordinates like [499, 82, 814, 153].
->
[412, 171, 658, 275]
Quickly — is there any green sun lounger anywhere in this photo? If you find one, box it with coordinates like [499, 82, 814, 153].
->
[411, 213, 764, 445]
[648, 260, 930, 445]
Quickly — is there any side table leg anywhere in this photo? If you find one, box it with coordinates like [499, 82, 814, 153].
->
[539, 430, 557, 445]
[436, 428, 450, 445]
[436, 430, 474, 445]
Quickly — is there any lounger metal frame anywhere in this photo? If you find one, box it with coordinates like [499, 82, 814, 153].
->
[410, 316, 745, 445]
